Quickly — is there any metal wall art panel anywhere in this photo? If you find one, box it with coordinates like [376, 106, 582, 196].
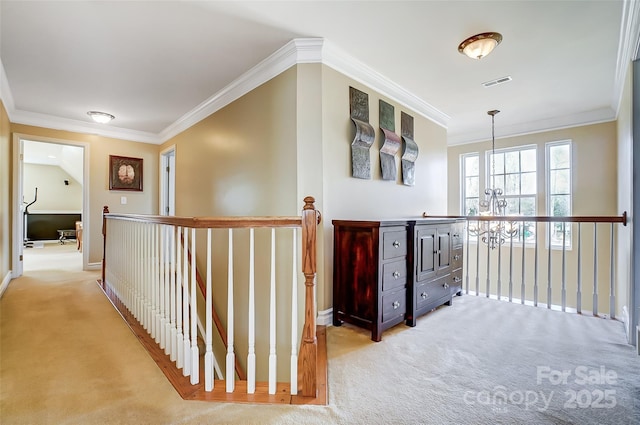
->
[349, 87, 374, 179]
[351, 117, 375, 179]
[401, 112, 418, 186]
[379, 99, 400, 181]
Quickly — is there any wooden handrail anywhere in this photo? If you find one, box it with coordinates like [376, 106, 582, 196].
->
[103, 214, 303, 228]
[423, 212, 627, 226]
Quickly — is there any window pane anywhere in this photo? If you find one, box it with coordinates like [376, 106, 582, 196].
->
[466, 176, 479, 197]
[465, 199, 479, 216]
[490, 175, 505, 193]
[505, 151, 520, 173]
[505, 198, 520, 215]
[504, 174, 519, 195]
[551, 195, 570, 216]
[490, 152, 504, 175]
[520, 197, 536, 215]
[465, 156, 479, 176]
[521, 149, 536, 172]
[550, 169, 570, 194]
[550, 144, 570, 169]
[521, 172, 536, 195]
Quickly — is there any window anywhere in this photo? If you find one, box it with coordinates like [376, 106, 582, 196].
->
[487, 146, 537, 215]
[547, 141, 572, 247]
[487, 146, 537, 242]
[461, 153, 479, 216]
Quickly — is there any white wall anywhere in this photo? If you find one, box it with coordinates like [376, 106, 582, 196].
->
[23, 163, 82, 213]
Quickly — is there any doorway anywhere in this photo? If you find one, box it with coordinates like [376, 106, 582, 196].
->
[160, 146, 176, 216]
[13, 135, 89, 276]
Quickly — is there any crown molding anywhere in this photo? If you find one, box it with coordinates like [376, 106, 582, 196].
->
[0, 58, 15, 114]
[2, 38, 449, 144]
[320, 39, 450, 128]
[447, 107, 617, 146]
[9, 109, 160, 144]
[158, 37, 448, 143]
[613, 0, 640, 115]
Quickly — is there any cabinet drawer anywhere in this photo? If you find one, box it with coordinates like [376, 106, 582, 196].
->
[382, 229, 407, 260]
[451, 224, 464, 248]
[416, 275, 450, 309]
[449, 270, 463, 294]
[452, 248, 463, 270]
[382, 289, 406, 322]
[382, 259, 407, 291]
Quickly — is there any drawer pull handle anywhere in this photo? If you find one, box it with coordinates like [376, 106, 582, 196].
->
[421, 292, 428, 299]
[392, 271, 400, 279]
[392, 301, 400, 309]
[393, 240, 400, 248]
[453, 276, 462, 283]
[453, 233, 460, 238]
[453, 254, 460, 260]
[443, 283, 449, 289]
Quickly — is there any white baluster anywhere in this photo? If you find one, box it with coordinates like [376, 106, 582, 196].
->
[534, 222, 539, 306]
[164, 225, 172, 355]
[547, 223, 552, 309]
[577, 223, 582, 314]
[176, 226, 184, 369]
[159, 225, 166, 348]
[205, 228, 214, 391]
[521, 226, 526, 305]
[151, 224, 158, 341]
[609, 223, 615, 319]
[190, 228, 199, 385]
[170, 226, 177, 361]
[593, 224, 598, 316]
[268, 228, 277, 395]
[290, 228, 298, 395]
[561, 222, 567, 312]
[182, 227, 191, 376]
[226, 228, 235, 393]
[247, 228, 256, 394]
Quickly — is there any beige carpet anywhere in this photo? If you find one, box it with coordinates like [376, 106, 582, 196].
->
[1, 243, 639, 424]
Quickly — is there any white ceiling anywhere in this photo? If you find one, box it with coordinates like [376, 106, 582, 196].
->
[1, 1, 639, 146]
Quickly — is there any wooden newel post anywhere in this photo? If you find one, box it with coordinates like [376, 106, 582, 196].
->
[101, 206, 109, 289]
[298, 196, 319, 397]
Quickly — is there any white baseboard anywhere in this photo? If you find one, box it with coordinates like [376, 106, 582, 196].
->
[317, 308, 333, 326]
[87, 262, 102, 271]
[0, 271, 12, 299]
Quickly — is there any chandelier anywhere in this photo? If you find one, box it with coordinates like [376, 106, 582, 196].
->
[468, 110, 518, 249]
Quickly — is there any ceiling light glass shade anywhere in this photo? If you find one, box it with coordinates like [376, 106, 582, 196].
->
[87, 111, 115, 124]
[458, 32, 502, 60]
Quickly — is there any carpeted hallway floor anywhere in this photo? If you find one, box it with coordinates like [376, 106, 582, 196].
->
[1, 243, 639, 424]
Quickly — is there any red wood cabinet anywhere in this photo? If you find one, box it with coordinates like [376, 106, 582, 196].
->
[332, 219, 463, 341]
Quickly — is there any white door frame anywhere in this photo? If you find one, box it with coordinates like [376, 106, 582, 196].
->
[159, 145, 176, 216]
[12, 133, 90, 276]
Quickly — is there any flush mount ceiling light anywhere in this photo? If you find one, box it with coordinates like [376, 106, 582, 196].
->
[458, 32, 502, 60]
[87, 111, 115, 124]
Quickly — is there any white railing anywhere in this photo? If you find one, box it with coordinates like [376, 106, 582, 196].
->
[101, 197, 320, 400]
[424, 213, 627, 318]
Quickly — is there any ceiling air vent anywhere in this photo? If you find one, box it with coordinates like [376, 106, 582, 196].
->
[482, 76, 512, 88]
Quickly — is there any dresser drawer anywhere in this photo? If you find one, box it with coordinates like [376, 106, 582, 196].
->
[451, 223, 464, 248]
[382, 289, 406, 322]
[382, 259, 407, 291]
[382, 229, 407, 260]
[415, 275, 450, 309]
[451, 248, 463, 270]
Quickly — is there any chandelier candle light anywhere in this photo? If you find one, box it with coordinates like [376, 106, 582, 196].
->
[468, 110, 518, 249]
